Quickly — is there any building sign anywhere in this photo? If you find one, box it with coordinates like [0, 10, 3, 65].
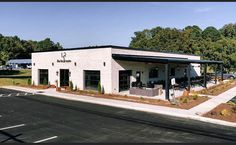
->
[57, 52, 71, 63]
[171, 78, 176, 86]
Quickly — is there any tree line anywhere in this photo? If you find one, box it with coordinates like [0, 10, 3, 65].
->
[129, 24, 236, 72]
[0, 34, 63, 65]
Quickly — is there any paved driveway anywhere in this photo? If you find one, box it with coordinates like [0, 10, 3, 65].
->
[0, 88, 236, 143]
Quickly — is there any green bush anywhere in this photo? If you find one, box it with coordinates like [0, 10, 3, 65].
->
[192, 94, 199, 100]
[98, 81, 102, 93]
[182, 98, 189, 103]
[69, 81, 73, 91]
[27, 78, 31, 85]
[227, 101, 236, 106]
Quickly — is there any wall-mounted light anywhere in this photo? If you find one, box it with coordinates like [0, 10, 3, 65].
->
[33, 63, 35, 66]
[74, 62, 77, 66]
[69, 71, 71, 77]
[56, 71, 59, 76]
[52, 63, 54, 66]
[103, 62, 106, 66]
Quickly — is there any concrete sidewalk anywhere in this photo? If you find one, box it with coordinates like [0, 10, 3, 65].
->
[2, 85, 236, 128]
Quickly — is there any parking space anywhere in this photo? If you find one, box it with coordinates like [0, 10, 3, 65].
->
[0, 88, 236, 143]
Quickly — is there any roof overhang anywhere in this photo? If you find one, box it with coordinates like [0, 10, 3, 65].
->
[112, 54, 223, 64]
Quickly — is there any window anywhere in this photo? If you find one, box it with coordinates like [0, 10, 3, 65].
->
[149, 68, 159, 78]
[39, 69, 48, 85]
[84, 70, 100, 90]
[170, 68, 175, 76]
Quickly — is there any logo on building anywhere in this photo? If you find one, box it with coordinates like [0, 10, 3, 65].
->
[57, 52, 71, 63]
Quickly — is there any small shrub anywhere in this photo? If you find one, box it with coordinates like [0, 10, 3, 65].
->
[32, 80, 35, 86]
[27, 78, 31, 85]
[140, 96, 144, 100]
[192, 94, 199, 100]
[220, 109, 231, 116]
[69, 81, 73, 91]
[12, 80, 15, 85]
[182, 98, 189, 103]
[98, 81, 102, 94]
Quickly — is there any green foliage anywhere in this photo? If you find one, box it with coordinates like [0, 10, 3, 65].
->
[129, 24, 236, 72]
[27, 78, 31, 85]
[98, 81, 102, 94]
[192, 94, 199, 100]
[69, 81, 73, 91]
[227, 101, 236, 106]
[182, 98, 189, 103]
[0, 34, 63, 65]
[74, 85, 77, 91]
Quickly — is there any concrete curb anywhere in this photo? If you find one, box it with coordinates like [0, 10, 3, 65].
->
[2, 86, 236, 128]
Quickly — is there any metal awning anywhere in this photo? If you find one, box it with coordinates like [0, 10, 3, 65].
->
[112, 54, 223, 64]
[112, 53, 223, 101]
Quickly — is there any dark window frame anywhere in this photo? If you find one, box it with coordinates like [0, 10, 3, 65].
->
[149, 67, 159, 79]
[84, 70, 101, 91]
[39, 69, 48, 85]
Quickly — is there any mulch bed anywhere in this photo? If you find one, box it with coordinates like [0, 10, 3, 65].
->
[203, 103, 236, 123]
[19, 85, 53, 90]
[195, 80, 236, 96]
[60, 89, 209, 110]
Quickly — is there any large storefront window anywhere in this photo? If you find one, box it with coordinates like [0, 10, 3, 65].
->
[39, 69, 48, 85]
[84, 70, 100, 90]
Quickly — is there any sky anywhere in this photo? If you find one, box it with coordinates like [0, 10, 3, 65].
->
[0, 2, 236, 48]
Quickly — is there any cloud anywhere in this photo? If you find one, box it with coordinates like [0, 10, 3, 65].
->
[194, 7, 212, 13]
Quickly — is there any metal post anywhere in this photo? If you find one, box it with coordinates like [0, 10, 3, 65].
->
[215, 65, 217, 84]
[204, 64, 207, 88]
[187, 64, 191, 91]
[220, 64, 223, 81]
[165, 63, 170, 100]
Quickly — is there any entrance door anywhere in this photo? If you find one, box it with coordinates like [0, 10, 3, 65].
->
[60, 69, 69, 86]
[119, 70, 131, 92]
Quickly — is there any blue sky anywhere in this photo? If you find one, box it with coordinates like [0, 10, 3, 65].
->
[0, 2, 236, 48]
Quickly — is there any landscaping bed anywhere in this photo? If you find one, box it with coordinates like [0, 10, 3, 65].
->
[195, 80, 236, 96]
[203, 102, 236, 123]
[59, 89, 209, 110]
[19, 84, 51, 90]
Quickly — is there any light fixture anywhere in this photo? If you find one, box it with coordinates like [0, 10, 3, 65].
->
[56, 71, 59, 76]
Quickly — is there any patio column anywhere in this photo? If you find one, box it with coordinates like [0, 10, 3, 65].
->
[220, 63, 223, 81]
[203, 63, 207, 88]
[165, 63, 170, 100]
[215, 64, 217, 84]
[187, 64, 191, 91]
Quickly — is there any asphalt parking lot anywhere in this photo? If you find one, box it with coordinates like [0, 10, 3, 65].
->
[0, 88, 236, 143]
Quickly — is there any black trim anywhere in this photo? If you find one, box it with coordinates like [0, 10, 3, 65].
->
[112, 54, 223, 64]
[32, 45, 200, 56]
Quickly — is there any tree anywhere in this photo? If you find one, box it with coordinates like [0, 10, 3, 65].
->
[202, 26, 221, 42]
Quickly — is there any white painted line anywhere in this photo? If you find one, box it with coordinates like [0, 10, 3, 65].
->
[8, 94, 11, 97]
[0, 124, 25, 131]
[16, 93, 20, 96]
[0, 94, 3, 97]
[25, 93, 28, 95]
[33, 136, 58, 143]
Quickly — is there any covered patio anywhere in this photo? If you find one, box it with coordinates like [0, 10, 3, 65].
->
[112, 54, 224, 100]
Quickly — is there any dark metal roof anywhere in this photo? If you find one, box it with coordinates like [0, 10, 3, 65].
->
[32, 45, 199, 56]
[112, 54, 223, 64]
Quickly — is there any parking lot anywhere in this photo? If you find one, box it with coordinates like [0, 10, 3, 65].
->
[0, 88, 236, 143]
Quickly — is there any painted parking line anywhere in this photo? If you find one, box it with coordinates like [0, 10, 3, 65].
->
[0, 124, 26, 131]
[33, 136, 58, 143]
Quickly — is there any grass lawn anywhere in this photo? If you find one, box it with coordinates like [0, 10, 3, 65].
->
[0, 78, 30, 86]
[0, 69, 31, 76]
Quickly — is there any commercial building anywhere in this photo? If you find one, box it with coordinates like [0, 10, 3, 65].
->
[7, 59, 32, 69]
[31, 45, 223, 100]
